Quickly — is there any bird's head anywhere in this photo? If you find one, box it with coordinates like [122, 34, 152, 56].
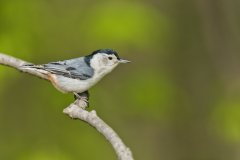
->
[86, 49, 130, 75]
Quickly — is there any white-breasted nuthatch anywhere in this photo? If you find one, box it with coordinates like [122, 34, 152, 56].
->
[21, 49, 130, 105]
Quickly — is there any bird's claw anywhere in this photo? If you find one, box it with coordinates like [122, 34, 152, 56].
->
[73, 91, 89, 109]
[74, 98, 89, 109]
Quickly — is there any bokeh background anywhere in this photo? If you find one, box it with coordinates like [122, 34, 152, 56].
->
[0, 0, 240, 160]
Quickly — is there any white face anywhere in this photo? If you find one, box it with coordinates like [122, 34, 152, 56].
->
[90, 53, 120, 75]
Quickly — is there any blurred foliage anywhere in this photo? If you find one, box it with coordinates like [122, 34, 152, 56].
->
[1, 0, 240, 160]
[212, 95, 240, 142]
[80, 1, 170, 49]
[126, 69, 176, 120]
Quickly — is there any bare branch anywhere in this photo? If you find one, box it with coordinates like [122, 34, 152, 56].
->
[0, 53, 134, 160]
[64, 103, 133, 160]
[0, 53, 49, 80]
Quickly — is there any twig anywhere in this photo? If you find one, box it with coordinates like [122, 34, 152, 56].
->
[0, 53, 49, 80]
[0, 53, 134, 160]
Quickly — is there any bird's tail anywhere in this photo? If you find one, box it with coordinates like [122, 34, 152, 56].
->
[20, 64, 49, 74]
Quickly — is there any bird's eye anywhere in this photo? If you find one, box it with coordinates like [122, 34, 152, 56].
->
[108, 57, 113, 60]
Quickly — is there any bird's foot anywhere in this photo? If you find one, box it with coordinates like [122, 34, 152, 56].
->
[73, 92, 89, 109]
[74, 98, 88, 109]
[73, 92, 81, 99]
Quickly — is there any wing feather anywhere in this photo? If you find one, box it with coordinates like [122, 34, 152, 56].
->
[22, 57, 94, 80]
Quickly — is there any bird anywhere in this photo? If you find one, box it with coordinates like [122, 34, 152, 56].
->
[20, 49, 130, 106]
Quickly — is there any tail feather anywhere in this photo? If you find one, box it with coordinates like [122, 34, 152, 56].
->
[20, 64, 49, 74]
[20, 64, 42, 69]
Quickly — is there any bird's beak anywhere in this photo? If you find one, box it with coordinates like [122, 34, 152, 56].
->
[118, 58, 131, 63]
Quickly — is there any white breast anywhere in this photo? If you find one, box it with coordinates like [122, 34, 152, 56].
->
[50, 62, 116, 93]
[51, 72, 107, 93]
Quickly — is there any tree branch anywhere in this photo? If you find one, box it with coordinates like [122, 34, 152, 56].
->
[0, 53, 134, 160]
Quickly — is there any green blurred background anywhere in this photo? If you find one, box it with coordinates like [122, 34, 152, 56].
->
[0, 0, 240, 160]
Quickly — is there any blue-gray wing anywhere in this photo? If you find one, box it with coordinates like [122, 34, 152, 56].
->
[42, 57, 94, 80]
